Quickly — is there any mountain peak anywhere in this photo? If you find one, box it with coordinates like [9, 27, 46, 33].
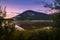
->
[13, 10, 51, 20]
[22, 10, 46, 15]
[25, 10, 33, 12]
[23, 10, 36, 13]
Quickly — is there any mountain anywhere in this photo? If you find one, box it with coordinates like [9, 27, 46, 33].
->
[13, 10, 51, 20]
[12, 10, 53, 29]
[12, 10, 59, 29]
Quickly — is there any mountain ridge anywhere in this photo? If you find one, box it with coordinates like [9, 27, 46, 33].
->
[13, 10, 51, 20]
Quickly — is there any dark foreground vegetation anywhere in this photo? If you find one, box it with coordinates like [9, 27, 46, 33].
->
[0, 12, 60, 40]
[0, 27, 60, 40]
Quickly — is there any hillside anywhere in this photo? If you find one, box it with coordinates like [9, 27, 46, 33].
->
[13, 10, 51, 20]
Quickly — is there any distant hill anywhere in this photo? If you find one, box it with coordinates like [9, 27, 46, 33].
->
[13, 10, 51, 20]
[12, 10, 57, 29]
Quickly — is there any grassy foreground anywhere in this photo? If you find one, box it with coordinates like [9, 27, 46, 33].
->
[0, 27, 60, 40]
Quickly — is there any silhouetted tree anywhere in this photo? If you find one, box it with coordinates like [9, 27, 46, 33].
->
[44, 0, 60, 9]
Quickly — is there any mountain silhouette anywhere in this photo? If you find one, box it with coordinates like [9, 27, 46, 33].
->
[13, 10, 51, 20]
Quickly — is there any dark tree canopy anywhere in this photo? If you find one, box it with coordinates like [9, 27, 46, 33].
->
[44, 0, 60, 9]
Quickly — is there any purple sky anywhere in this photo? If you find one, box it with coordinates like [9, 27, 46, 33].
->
[0, 0, 55, 18]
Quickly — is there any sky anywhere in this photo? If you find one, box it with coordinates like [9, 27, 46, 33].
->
[0, 0, 55, 18]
